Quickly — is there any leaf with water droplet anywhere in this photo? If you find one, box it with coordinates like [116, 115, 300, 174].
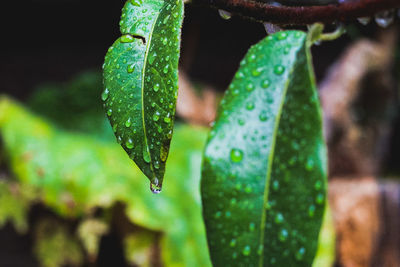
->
[201, 31, 327, 266]
[103, 0, 184, 191]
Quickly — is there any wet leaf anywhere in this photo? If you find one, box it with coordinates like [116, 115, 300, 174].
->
[103, 0, 184, 191]
[201, 31, 327, 266]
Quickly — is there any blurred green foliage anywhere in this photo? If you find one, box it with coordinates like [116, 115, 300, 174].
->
[0, 71, 211, 267]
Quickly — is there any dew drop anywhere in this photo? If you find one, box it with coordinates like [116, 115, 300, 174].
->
[125, 118, 132, 127]
[295, 247, 306, 261]
[125, 138, 134, 149]
[249, 222, 255, 231]
[251, 67, 263, 77]
[143, 147, 151, 163]
[314, 180, 322, 190]
[246, 83, 255, 92]
[277, 31, 288, 40]
[153, 83, 160, 92]
[107, 109, 113, 116]
[101, 88, 109, 101]
[229, 239, 237, 247]
[305, 157, 314, 171]
[127, 64, 135, 73]
[279, 229, 288, 242]
[242, 245, 251, 256]
[121, 34, 134, 43]
[308, 205, 315, 217]
[130, 0, 143, 6]
[163, 64, 169, 74]
[153, 111, 160, 121]
[261, 79, 270, 88]
[316, 193, 324, 205]
[274, 65, 285, 75]
[246, 102, 255, 110]
[275, 213, 284, 224]
[150, 178, 162, 194]
[230, 148, 243, 163]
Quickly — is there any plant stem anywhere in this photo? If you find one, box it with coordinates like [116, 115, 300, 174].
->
[190, 0, 400, 25]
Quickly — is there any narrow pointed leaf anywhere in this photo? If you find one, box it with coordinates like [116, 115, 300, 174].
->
[201, 31, 327, 266]
[103, 0, 184, 191]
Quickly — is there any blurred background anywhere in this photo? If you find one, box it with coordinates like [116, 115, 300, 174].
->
[0, 0, 400, 266]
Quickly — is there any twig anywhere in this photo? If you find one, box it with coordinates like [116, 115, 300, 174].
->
[190, 0, 400, 25]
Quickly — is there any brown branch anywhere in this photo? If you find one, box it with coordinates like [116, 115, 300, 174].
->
[191, 0, 400, 25]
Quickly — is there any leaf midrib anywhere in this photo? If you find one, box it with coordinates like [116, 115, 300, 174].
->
[140, 3, 165, 179]
[258, 39, 306, 267]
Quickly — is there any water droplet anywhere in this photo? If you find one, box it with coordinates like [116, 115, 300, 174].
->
[218, 9, 232, 20]
[107, 109, 113, 116]
[261, 79, 270, 88]
[214, 211, 222, 218]
[314, 181, 322, 190]
[274, 65, 285, 75]
[279, 229, 288, 242]
[125, 138, 134, 149]
[305, 157, 314, 171]
[249, 222, 255, 231]
[316, 193, 324, 204]
[150, 178, 162, 194]
[153, 83, 160, 92]
[130, 0, 143, 6]
[127, 64, 135, 73]
[230, 148, 243, 163]
[375, 10, 394, 28]
[308, 205, 315, 217]
[229, 239, 236, 247]
[257, 244, 264, 255]
[272, 180, 279, 191]
[295, 247, 306, 261]
[246, 83, 255, 92]
[125, 118, 132, 127]
[275, 213, 284, 224]
[143, 147, 151, 163]
[121, 34, 134, 43]
[164, 115, 171, 123]
[259, 112, 268, 121]
[163, 64, 169, 74]
[246, 102, 255, 110]
[101, 88, 109, 101]
[357, 17, 371, 25]
[154, 160, 160, 169]
[252, 67, 263, 77]
[153, 111, 160, 121]
[277, 31, 288, 40]
[242, 245, 251, 256]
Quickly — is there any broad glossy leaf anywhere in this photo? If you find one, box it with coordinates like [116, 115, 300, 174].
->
[0, 96, 211, 266]
[201, 31, 327, 266]
[103, 0, 184, 192]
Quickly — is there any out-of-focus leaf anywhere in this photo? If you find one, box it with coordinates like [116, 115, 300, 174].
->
[0, 96, 211, 267]
[124, 231, 156, 267]
[34, 219, 83, 267]
[313, 205, 336, 267]
[201, 31, 327, 266]
[77, 219, 109, 260]
[103, 0, 184, 191]
[0, 180, 33, 233]
[28, 70, 113, 140]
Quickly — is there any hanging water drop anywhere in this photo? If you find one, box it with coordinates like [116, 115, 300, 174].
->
[127, 64, 135, 73]
[150, 178, 162, 194]
[242, 245, 251, 256]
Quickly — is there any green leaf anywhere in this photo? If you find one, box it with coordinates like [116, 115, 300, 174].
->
[103, 0, 184, 192]
[0, 96, 211, 267]
[201, 31, 327, 266]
